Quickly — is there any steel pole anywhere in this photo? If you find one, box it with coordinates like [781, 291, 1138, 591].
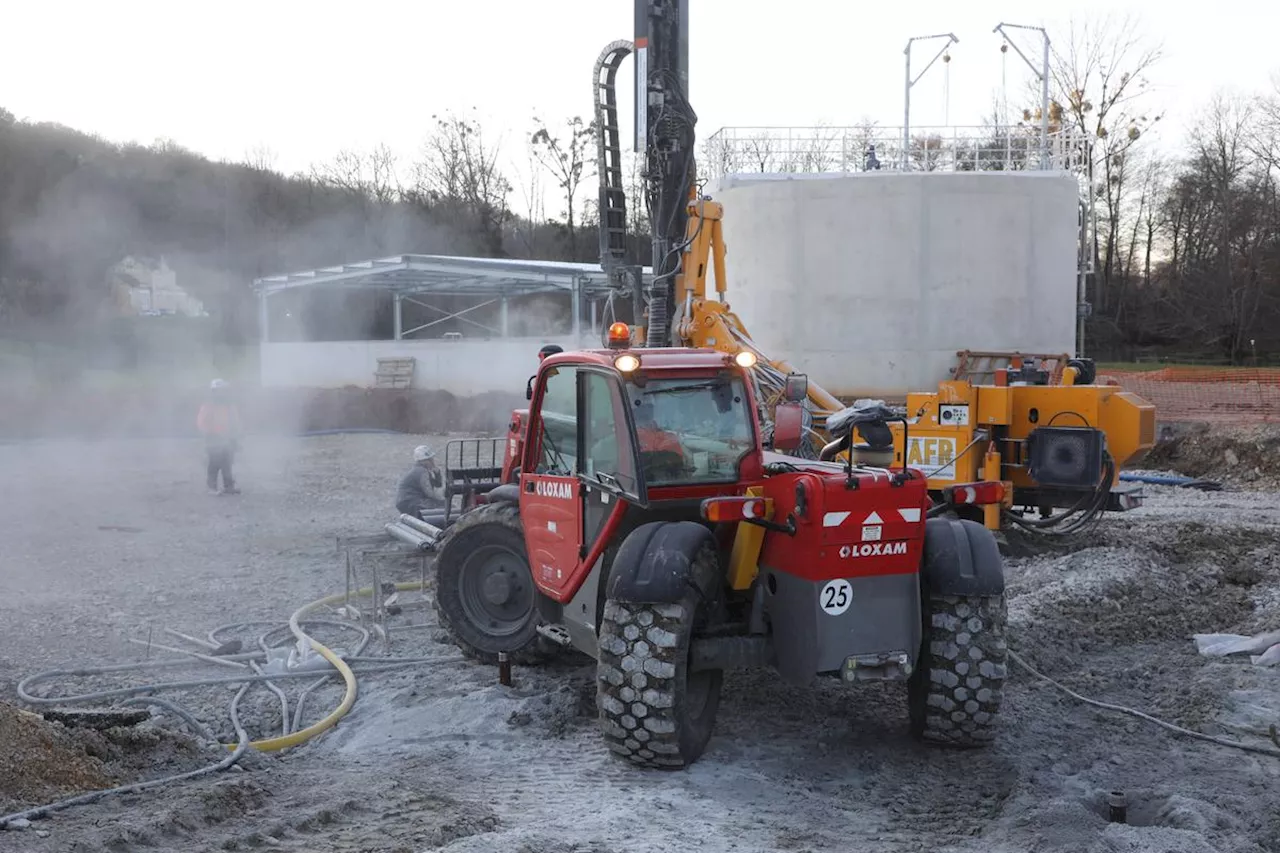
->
[903, 43, 912, 171]
[1078, 202, 1088, 356]
[1040, 31, 1050, 169]
[903, 34, 960, 172]
[994, 23, 1050, 169]
[258, 291, 269, 344]
[572, 276, 582, 343]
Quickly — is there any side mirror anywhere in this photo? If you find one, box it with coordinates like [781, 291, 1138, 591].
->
[773, 402, 805, 453]
[783, 373, 808, 403]
[526, 375, 535, 401]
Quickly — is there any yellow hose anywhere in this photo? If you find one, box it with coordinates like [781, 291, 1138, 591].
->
[226, 580, 430, 753]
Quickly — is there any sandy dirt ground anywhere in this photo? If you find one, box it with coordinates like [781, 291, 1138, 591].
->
[1, 433, 1278, 853]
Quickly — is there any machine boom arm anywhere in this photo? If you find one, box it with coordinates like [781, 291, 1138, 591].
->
[671, 194, 845, 429]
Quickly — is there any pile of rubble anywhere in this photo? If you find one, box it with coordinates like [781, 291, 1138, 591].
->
[0, 701, 114, 816]
[1147, 423, 1280, 487]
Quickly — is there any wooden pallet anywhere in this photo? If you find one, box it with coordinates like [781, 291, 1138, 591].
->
[375, 357, 416, 389]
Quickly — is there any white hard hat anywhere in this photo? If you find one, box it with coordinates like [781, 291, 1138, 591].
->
[413, 444, 436, 463]
[210, 379, 227, 390]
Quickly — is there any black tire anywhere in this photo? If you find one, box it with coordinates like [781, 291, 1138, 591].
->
[595, 541, 723, 769]
[432, 502, 545, 665]
[907, 592, 1008, 746]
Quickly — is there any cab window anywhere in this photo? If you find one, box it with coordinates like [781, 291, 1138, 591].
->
[582, 370, 641, 495]
[625, 373, 754, 486]
[535, 366, 578, 475]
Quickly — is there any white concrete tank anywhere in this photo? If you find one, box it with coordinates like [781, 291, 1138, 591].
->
[707, 171, 1080, 398]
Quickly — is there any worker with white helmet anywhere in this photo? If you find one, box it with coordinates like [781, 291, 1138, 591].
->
[396, 443, 445, 518]
[197, 378, 242, 495]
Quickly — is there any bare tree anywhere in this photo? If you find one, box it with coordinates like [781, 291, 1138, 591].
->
[312, 144, 401, 203]
[1156, 93, 1277, 362]
[410, 112, 512, 256]
[624, 148, 650, 264]
[530, 115, 596, 257]
[365, 144, 401, 205]
[1249, 74, 1280, 174]
[1123, 154, 1168, 287]
[909, 134, 947, 172]
[794, 122, 840, 173]
[968, 99, 1041, 171]
[242, 144, 279, 174]
[512, 146, 547, 257]
[1049, 13, 1163, 320]
[846, 117, 881, 172]
[700, 133, 735, 180]
[743, 134, 776, 173]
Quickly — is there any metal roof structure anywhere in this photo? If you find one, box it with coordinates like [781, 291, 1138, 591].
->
[253, 253, 653, 342]
[253, 253, 649, 298]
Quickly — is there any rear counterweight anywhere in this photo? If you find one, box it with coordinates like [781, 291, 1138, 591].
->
[761, 569, 921, 686]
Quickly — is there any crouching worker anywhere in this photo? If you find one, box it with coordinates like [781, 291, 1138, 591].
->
[396, 444, 446, 518]
[198, 379, 242, 495]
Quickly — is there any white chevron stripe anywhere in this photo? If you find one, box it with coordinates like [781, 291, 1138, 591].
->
[823, 511, 850, 527]
[899, 507, 922, 522]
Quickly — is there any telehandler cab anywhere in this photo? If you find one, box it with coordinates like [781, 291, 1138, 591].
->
[431, 325, 1010, 769]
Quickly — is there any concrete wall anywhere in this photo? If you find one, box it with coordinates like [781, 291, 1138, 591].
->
[260, 336, 586, 393]
[709, 171, 1080, 398]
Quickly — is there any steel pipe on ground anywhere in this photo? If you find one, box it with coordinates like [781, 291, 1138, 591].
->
[398, 514, 445, 540]
[384, 522, 433, 551]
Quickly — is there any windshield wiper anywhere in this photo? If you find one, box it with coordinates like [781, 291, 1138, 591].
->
[584, 470, 631, 495]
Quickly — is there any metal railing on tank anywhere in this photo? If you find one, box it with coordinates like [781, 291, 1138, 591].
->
[701, 125, 1087, 179]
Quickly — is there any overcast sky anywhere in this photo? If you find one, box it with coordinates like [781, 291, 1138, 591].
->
[3, 1, 1278, 194]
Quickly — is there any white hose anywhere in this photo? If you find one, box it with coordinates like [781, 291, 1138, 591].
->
[1009, 648, 1280, 758]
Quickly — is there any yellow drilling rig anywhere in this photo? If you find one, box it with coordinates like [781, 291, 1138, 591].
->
[590, 6, 1155, 536]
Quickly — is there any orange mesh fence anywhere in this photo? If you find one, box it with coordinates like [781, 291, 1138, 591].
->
[1099, 367, 1280, 423]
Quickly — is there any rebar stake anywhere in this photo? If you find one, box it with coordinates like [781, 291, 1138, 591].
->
[498, 651, 511, 686]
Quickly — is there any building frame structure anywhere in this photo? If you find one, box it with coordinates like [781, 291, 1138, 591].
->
[253, 254, 652, 343]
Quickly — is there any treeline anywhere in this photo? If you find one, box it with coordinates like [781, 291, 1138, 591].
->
[4, 13, 1279, 366]
[1030, 17, 1280, 364]
[0, 109, 652, 343]
[1087, 88, 1280, 364]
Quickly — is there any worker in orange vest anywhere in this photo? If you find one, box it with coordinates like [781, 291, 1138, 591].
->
[197, 379, 242, 495]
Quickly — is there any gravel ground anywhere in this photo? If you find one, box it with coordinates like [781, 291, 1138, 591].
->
[1, 434, 1278, 852]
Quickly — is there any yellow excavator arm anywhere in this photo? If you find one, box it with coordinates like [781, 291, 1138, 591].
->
[665, 194, 845, 430]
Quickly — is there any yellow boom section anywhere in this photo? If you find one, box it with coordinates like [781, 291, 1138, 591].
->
[671, 195, 844, 425]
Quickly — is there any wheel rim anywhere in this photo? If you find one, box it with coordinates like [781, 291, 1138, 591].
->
[458, 543, 534, 638]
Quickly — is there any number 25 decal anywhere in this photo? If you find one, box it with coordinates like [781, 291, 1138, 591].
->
[820, 579, 853, 616]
